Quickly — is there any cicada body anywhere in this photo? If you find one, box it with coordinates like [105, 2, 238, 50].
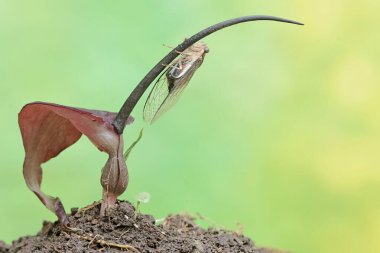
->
[143, 41, 209, 123]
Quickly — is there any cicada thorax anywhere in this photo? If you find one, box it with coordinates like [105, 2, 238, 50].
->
[166, 57, 202, 92]
[166, 43, 208, 92]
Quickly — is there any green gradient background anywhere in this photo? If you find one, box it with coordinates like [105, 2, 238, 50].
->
[1, 1, 379, 252]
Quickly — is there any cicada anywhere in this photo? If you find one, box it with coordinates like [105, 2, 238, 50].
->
[143, 41, 209, 123]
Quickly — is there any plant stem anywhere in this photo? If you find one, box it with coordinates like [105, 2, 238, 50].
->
[113, 15, 303, 134]
[100, 191, 117, 216]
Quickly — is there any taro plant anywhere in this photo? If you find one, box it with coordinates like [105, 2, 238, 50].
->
[18, 15, 303, 228]
[18, 103, 134, 225]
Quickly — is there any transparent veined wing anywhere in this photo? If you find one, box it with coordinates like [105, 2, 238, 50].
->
[143, 70, 170, 123]
[143, 63, 200, 124]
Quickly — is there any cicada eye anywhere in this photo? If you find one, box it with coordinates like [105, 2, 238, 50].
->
[204, 47, 210, 53]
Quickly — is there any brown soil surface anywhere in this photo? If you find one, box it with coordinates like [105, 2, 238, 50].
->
[0, 200, 287, 253]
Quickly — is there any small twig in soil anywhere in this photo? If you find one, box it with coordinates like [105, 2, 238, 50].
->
[62, 226, 83, 233]
[79, 201, 101, 213]
[117, 228, 129, 240]
[78, 234, 140, 252]
[88, 234, 100, 248]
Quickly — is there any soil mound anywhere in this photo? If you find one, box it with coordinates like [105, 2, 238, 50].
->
[0, 200, 285, 253]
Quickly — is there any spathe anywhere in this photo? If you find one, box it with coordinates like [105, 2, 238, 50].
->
[18, 102, 133, 226]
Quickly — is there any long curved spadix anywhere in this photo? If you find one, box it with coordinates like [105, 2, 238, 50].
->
[113, 15, 303, 133]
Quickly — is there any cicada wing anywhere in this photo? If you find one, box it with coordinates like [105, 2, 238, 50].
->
[149, 66, 199, 123]
[148, 79, 188, 123]
[143, 71, 170, 123]
[144, 57, 204, 124]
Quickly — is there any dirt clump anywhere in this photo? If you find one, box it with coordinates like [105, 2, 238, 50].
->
[0, 200, 286, 253]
